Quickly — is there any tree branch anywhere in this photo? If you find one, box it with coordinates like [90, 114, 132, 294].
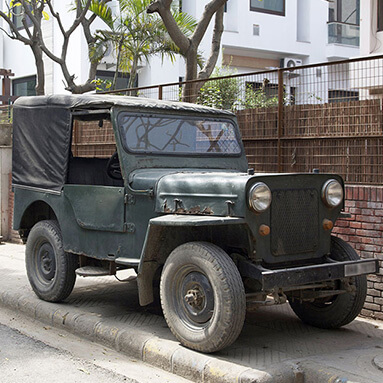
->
[147, 0, 190, 54]
[191, 0, 226, 47]
[0, 9, 31, 45]
[197, 4, 224, 80]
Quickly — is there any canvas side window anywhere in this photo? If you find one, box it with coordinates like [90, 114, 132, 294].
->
[67, 116, 123, 186]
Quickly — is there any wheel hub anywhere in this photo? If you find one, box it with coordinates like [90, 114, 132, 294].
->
[184, 288, 204, 308]
[180, 271, 214, 324]
[37, 242, 56, 282]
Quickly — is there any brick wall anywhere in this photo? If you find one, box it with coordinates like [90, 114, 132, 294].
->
[333, 185, 383, 320]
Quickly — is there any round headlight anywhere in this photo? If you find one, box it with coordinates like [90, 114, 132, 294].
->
[322, 179, 343, 208]
[248, 182, 272, 213]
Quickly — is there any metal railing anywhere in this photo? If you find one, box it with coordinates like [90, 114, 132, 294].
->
[100, 55, 383, 185]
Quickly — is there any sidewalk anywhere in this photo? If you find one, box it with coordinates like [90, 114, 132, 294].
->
[0, 242, 382, 383]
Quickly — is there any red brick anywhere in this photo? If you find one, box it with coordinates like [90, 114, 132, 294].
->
[377, 188, 383, 203]
[357, 215, 380, 223]
[360, 244, 381, 252]
[376, 210, 383, 217]
[345, 200, 355, 208]
[366, 295, 374, 303]
[373, 238, 383, 246]
[359, 187, 365, 201]
[335, 227, 356, 235]
[369, 275, 383, 283]
[363, 302, 380, 311]
[361, 209, 374, 216]
[360, 251, 373, 258]
[356, 229, 380, 238]
[355, 201, 368, 208]
[374, 297, 383, 305]
[360, 309, 374, 317]
[350, 221, 362, 229]
[367, 201, 383, 209]
[361, 223, 375, 230]
[346, 187, 353, 200]
[371, 187, 377, 202]
[373, 223, 383, 231]
[367, 288, 382, 297]
[335, 220, 349, 227]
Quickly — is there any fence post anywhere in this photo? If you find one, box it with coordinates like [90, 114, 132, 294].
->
[277, 69, 284, 172]
[158, 85, 163, 100]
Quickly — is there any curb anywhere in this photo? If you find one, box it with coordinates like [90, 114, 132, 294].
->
[0, 289, 302, 383]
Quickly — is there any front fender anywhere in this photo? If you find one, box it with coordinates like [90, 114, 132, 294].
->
[137, 215, 246, 306]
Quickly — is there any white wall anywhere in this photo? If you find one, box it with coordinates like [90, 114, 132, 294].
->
[0, 0, 361, 95]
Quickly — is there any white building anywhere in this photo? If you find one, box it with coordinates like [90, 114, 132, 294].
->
[0, 0, 361, 97]
[351, 0, 383, 100]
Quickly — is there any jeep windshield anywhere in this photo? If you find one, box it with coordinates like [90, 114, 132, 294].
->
[118, 113, 242, 156]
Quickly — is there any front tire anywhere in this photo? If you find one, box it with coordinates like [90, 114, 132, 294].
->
[160, 242, 246, 353]
[289, 236, 367, 328]
[26, 220, 77, 302]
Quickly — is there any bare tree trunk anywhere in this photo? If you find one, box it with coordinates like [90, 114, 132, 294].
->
[148, 0, 227, 103]
[31, 43, 45, 96]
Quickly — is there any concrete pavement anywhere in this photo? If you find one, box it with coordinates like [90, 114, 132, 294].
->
[0, 242, 383, 382]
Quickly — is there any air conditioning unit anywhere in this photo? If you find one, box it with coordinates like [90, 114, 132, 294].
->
[281, 58, 303, 68]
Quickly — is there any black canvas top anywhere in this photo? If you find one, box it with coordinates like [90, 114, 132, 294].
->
[12, 95, 234, 192]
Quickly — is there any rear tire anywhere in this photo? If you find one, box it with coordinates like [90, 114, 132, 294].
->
[289, 236, 367, 328]
[26, 220, 77, 302]
[160, 242, 246, 353]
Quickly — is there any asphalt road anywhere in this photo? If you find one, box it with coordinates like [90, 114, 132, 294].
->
[0, 306, 191, 383]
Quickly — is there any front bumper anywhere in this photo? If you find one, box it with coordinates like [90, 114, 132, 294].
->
[238, 258, 379, 291]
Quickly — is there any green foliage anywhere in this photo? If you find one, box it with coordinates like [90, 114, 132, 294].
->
[91, 77, 112, 92]
[89, 0, 198, 91]
[243, 84, 279, 108]
[197, 66, 241, 111]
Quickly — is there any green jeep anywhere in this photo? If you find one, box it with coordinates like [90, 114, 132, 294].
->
[12, 95, 378, 353]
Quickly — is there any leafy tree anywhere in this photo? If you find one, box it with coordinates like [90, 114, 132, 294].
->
[91, 0, 197, 93]
[197, 65, 241, 111]
[147, 0, 227, 102]
[0, 0, 112, 94]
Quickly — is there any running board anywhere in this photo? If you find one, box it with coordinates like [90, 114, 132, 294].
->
[115, 257, 140, 267]
[75, 266, 110, 277]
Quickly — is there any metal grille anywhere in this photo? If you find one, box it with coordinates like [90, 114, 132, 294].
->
[271, 189, 319, 256]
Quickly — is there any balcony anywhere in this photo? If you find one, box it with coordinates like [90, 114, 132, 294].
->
[328, 22, 360, 47]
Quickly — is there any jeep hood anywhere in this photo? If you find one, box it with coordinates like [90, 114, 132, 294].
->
[152, 170, 250, 217]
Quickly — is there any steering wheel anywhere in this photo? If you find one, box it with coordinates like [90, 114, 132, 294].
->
[106, 151, 122, 180]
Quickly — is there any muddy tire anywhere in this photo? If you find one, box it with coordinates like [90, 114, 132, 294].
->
[160, 242, 246, 353]
[289, 236, 367, 328]
[26, 220, 77, 302]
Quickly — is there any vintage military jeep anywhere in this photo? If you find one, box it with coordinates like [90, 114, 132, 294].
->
[12, 95, 378, 353]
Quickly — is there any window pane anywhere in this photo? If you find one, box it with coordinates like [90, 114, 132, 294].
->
[378, 0, 383, 32]
[119, 114, 241, 155]
[250, 0, 285, 15]
[12, 76, 36, 96]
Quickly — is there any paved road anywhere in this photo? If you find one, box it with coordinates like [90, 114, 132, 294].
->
[1, 243, 383, 382]
[0, 305, 192, 383]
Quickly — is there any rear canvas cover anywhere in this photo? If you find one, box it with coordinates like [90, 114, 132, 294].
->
[12, 104, 72, 192]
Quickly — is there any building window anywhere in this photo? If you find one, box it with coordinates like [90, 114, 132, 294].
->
[12, 76, 36, 96]
[250, 0, 285, 16]
[328, 90, 359, 103]
[378, 0, 383, 32]
[12, 4, 33, 30]
[95, 70, 134, 92]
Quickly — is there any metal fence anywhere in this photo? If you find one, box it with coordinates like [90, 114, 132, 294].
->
[103, 54, 383, 185]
